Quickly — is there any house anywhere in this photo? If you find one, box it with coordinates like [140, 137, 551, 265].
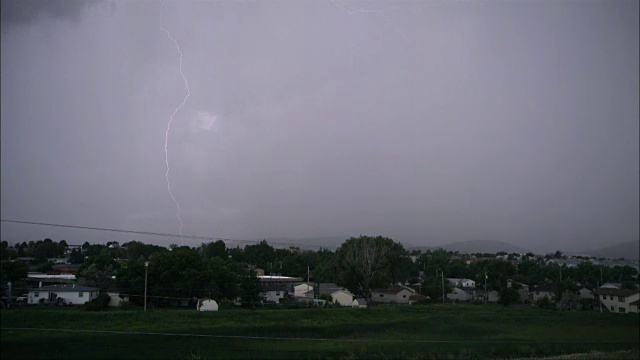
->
[447, 278, 476, 288]
[293, 283, 313, 298]
[531, 284, 556, 304]
[371, 286, 416, 304]
[597, 288, 639, 314]
[260, 284, 287, 304]
[448, 287, 481, 302]
[486, 290, 500, 303]
[577, 286, 594, 300]
[27, 284, 99, 305]
[447, 287, 472, 302]
[304, 283, 354, 306]
[352, 298, 367, 308]
[517, 283, 530, 303]
[600, 283, 622, 289]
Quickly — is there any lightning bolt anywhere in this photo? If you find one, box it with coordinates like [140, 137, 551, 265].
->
[160, 0, 190, 246]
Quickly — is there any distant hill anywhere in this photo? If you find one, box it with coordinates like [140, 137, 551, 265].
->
[581, 241, 639, 260]
[252, 236, 346, 250]
[410, 239, 531, 255]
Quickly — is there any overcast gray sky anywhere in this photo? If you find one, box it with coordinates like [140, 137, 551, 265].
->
[1, 0, 638, 253]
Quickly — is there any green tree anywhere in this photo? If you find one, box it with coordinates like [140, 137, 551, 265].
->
[557, 290, 580, 311]
[0, 260, 29, 282]
[498, 287, 519, 307]
[336, 236, 410, 296]
[200, 240, 227, 260]
[237, 269, 261, 306]
[78, 264, 115, 291]
[243, 240, 275, 272]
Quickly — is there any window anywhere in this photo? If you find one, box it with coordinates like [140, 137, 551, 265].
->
[380, 294, 384, 297]
[403, 295, 407, 298]
[34, 292, 39, 298]
[275, 292, 280, 296]
[610, 306, 614, 311]
[79, 292, 84, 298]
[619, 307, 626, 313]
[618, 296, 625, 302]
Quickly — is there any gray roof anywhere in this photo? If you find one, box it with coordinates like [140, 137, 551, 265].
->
[33, 284, 99, 292]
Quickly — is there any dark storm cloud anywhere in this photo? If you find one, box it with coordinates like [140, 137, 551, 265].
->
[1, 0, 112, 30]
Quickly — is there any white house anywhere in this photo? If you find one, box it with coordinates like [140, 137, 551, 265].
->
[28, 284, 99, 305]
[293, 283, 313, 298]
[597, 288, 639, 314]
[577, 286, 594, 300]
[260, 284, 287, 304]
[352, 298, 367, 308]
[531, 284, 556, 304]
[371, 286, 415, 304]
[329, 289, 355, 306]
[304, 283, 355, 306]
[447, 278, 476, 288]
[447, 287, 472, 302]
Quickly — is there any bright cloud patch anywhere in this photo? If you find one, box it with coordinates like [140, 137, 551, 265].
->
[191, 111, 218, 133]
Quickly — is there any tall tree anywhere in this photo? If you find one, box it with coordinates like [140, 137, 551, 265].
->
[336, 236, 410, 296]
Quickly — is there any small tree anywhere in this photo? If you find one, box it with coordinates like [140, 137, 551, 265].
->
[535, 296, 554, 310]
[498, 287, 519, 307]
[557, 291, 580, 311]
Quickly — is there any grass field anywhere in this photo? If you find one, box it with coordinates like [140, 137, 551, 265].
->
[1, 304, 638, 359]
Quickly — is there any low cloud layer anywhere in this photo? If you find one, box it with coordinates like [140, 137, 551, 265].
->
[1, 0, 638, 254]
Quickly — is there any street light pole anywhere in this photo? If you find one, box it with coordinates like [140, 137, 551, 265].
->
[144, 261, 149, 312]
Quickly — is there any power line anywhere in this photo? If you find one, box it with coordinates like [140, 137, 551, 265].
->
[0, 219, 334, 249]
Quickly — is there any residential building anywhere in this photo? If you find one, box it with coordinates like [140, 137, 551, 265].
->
[447, 287, 473, 302]
[447, 278, 476, 288]
[531, 284, 556, 304]
[371, 286, 416, 304]
[260, 284, 287, 304]
[293, 283, 313, 298]
[304, 283, 354, 306]
[597, 288, 639, 314]
[27, 284, 99, 305]
[577, 286, 594, 300]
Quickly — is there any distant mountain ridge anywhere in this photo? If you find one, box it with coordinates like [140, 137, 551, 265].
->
[580, 241, 639, 260]
[410, 239, 531, 255]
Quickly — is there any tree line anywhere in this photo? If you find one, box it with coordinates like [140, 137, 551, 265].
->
[1, 237, 638, 307]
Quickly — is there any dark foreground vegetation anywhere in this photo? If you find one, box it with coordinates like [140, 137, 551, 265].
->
[1, 304, 638, 359]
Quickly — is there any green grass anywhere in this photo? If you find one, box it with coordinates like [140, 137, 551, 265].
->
[1, 304, 638, 359]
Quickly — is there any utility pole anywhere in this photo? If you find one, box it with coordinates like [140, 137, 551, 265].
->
[144, 261, 149, 312]
[441, 270, 445, 304]
[559, 268, 562, 282]
[484, 271, 488, 304]
[307, 265, 310, 294]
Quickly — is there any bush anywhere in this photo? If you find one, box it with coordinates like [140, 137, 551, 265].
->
[557, 291, 580, 311]
[84, 294, 110, 311]
[535, 296, 554, 310]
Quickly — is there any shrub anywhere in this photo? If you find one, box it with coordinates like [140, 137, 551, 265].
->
[557, 291, 580, 311]
[84, 293, 110, 311]
[535, 296, 554, 310]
